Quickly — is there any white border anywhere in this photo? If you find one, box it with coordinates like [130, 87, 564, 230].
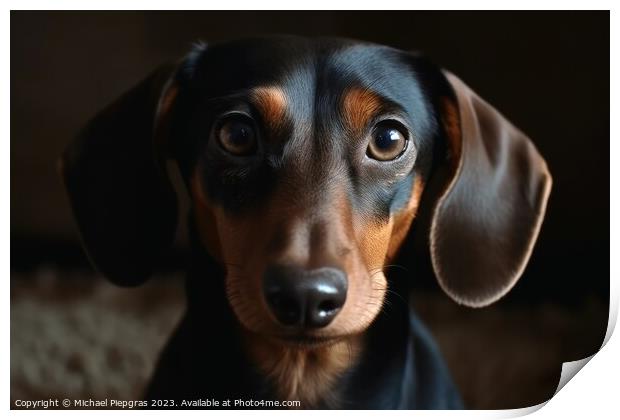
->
[2, 1, 617, 10]
[5, 3, 616, 420]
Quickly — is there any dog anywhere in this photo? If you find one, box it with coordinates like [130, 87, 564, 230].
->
[60, 36, 552, 409]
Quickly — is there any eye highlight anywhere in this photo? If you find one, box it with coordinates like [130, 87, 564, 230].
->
[216, 115, 257, 156]
[366, 122, 408, 161]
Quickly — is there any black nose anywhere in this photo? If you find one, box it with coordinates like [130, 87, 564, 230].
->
[263, 265, 348, 328]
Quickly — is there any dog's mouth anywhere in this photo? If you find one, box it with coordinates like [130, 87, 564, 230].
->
[274, 334, 342, 349]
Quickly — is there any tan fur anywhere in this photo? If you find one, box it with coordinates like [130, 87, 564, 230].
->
[355, 177, 425, 272]
[341, 87, 383, 135]
[440, 97, 462, 172]
[191, 170, 385, 334]
[244, 333, 362, 408]
[251, 86, 288, 133]
[386, 177, 425, 261]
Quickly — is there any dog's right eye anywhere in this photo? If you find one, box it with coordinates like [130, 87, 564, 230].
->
[366, 121, 408, 161]
[216, 116, 257, 156]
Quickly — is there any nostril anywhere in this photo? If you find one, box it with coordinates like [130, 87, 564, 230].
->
[306, 270, 347, 328]
[277, 297, 302, 323]
[265, 291, 303, 326]
[317, 300, 341, 316]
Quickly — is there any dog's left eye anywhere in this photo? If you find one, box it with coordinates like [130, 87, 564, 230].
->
[216, 116, 257, 156]
[366, 123, 408, 161]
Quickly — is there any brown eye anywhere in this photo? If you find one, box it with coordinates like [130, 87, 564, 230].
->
[367, 123, 408, 161]
[216, 116, 257, 156]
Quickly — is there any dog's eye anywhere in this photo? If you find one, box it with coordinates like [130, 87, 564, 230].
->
[216, 116, 257, 156]
[367, 123, 408, 161]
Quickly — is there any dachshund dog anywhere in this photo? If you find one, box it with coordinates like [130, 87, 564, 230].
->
[61, 36, 551, 409]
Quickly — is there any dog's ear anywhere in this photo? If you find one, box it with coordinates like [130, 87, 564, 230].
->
[60, 63, 180, 286]
[426, 71, 552, 307]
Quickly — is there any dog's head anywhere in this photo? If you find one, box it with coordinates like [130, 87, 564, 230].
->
[62, 36, 551, 346]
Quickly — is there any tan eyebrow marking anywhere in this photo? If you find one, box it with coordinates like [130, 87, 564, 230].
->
[341, 87, 384, 135]
[251, 86, 288, 132]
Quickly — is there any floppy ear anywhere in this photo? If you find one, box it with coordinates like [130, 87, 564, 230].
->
[60, 64, 180, 286]
[428, 71, 552, 307]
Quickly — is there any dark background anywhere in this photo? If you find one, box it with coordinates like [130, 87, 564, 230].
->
[10, 11, 609, 409]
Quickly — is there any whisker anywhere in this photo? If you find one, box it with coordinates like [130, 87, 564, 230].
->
[368, 264, 410, 275]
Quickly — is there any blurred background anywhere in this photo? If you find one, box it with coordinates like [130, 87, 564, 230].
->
[10, 11, 609, 409]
